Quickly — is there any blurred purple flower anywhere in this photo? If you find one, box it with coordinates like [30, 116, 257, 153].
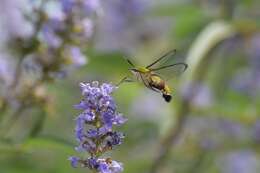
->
[191, 84, 214, 108]
[230, 69, 254, 95]
[217, 119, 244, 139]
[0, 53, 15, 86]
[181, 82, 214, 107]
[94, 0, 170, 54]
[83, 0, 101, 14]
[248, 33, 260, 91]
[199, 137, 217, 150]
[68, 46, 87, 67]
[219, 151, 259, 173]
[31, 0, 102, 78]
[249, 33, 260, 69]
[0, 0, 33, 41]
[69, 81, 126, 173]
[185, 117, 249, 151]
[61, 0, 75, 14]
[37, 0, 101, 73]
[252, 119, 260, 143]
[61, 0, 101, 15]
[231, 33, 260, 96]
[77, 18, 94, 39]
[41, 18, 64, 48]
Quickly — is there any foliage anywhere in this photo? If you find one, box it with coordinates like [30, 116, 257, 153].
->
[0, 0, 260, 173]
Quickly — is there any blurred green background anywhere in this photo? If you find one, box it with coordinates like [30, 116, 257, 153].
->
[1, 0, 260, 173]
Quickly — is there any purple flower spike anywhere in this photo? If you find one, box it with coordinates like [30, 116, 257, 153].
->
[110, 161, 123, 173]
[70, 81, 126, 173]
[98, 162, 111, 173]
[68, 156, 80, 168]
[61, 0, 75, 14]
[74, 100, 88, 110]
[86, 129, 99, 138]
[113, 114, 128, 125]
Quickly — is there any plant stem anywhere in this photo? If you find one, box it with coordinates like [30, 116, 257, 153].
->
[29, 107, 46, 138]
[149, 21, 236, 173]
[150, 99, 190, 173]
[2, 104, 27, 138]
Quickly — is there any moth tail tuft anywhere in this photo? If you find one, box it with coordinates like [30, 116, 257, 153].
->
[163, 94, 172, 102]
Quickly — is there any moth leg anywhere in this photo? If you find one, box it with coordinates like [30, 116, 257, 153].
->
[148, 83, 160, 93]
[139, 74, 159, 93]
[116, 76, 133, 86]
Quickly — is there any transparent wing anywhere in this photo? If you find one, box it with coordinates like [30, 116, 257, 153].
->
[145, 49, 187, 79]
[146, 49, 177, 69]
[150, 63, 188, 81]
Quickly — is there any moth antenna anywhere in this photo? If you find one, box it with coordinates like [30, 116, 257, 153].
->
[125, 59, 135, 67]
